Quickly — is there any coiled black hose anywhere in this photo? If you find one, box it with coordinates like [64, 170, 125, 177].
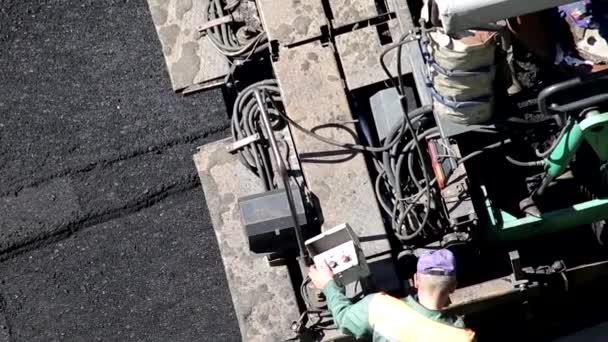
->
[203, 0, 268, 60]
[231, 80, 283, 190]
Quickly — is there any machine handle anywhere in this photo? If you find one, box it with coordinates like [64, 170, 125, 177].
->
[538, 69, 608, 117]
[552, 94, 608, 114]
[254, 90, 310, 266]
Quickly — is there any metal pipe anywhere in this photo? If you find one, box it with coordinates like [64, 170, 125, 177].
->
[254, 90, 308, 264]
[197, 14, 234, 33]
[434, 0, 574, 33]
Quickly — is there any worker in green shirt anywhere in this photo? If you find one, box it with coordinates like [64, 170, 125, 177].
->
[308, 249, 475, 341]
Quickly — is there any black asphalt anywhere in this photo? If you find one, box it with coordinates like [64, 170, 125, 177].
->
[0, 0, 239, 340]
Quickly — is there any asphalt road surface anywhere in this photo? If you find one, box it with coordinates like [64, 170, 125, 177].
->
[0, 0, 239, 340]
[5, 1, 608, 342]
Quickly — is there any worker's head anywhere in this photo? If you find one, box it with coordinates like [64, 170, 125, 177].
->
[413, 249, 457, 308]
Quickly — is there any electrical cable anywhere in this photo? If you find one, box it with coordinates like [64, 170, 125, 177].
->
[534, 117, 573, 158]
[298, 276, 337, 332]
[202, 0, 269, 60]
[231, 80, 284, 190]
[300, 277, 327, 312]
[275, 105, 432, 153]
[386, 139, 511, 222]
[391, 128, 438, 240]
[377, 30, 514, 241]
[505, 155, 544, 167]
[377, 32, 434, 240]
[233, 29, 511, 244]
[233, 31, 494, 241]
[459, 139, 511, 164]
[380, 33, 416, 95]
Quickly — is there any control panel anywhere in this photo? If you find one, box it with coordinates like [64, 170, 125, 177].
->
[312, 240, 358, 275]
[305, 223, 369, 286]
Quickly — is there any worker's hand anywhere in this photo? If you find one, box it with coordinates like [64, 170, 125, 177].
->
[308, 260, 334, 289]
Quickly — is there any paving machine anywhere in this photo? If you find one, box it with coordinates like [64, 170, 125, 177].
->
[148, 0, 608, 340]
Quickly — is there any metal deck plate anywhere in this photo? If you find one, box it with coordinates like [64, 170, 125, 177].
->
[335, 19, 410, 90]
[256, 0, 326, 46]
[193, 140, 299, 342]
[329, 0, 380, 28]
[147, 0, 230, 92]
[272, 41, 399, 290]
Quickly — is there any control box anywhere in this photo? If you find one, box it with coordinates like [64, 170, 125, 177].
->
[238, 186, 307, 254]
[305, 223, 370, 286]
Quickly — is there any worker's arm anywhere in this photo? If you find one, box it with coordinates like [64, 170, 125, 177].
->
[309, 261, 374, 338]
[322, 280, 374, 338]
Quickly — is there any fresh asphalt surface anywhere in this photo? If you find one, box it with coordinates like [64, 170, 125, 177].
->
[0, 0, 240, 340]
[5, 1, 608, 342]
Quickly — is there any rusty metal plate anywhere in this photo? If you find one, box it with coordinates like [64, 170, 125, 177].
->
[256, 0, 326, 46]
[445, 276, 524, 315]
[450, 277, 515, 305]
[329, 0, 379, 28]
[335, 19, 410, 90]
[147, 0, 230, 92]
[272, 42, 399, 290]
[193, 140, 300, 342]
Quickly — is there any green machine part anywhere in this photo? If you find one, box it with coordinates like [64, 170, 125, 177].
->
[485, 193, 608, 241]
[543, 119, 583, 179]
[544, 110, 608, 178]
[487, 111, 608, 241]
[579, 111, 608, 161]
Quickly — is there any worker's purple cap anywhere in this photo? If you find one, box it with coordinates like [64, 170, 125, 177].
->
[417, 249, 456, 276]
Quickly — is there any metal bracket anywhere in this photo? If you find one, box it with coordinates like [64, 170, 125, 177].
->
[227, 133, 261, 154]
[197, 14, 235, 33]
[509, 250, 529, 287]
[266, 253, 288, 267]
